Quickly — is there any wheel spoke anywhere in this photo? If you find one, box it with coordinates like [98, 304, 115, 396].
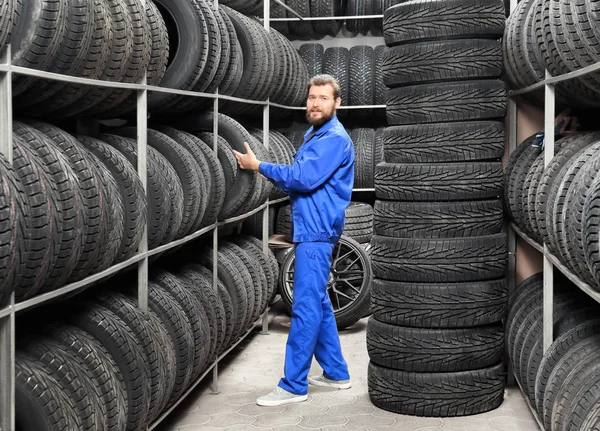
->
[338, 278, 362, 294]
[337, 275, 363, 282]
[332, 287, 355, 301]
[338, 255, 362, 272]
[334, 249, 354, 265]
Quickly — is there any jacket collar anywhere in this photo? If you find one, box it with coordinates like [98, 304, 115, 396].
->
[303, 115, 339, 143]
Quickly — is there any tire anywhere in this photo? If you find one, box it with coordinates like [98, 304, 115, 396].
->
[367, 318, 504, 372]
[383, 122, 505, 163]
[144, 281, 195, 407]
[351, 128, 375, 188]
[197, 132, 237, 202]
[287, 0, 313, 39]
[116, 128, 204, 238]
[152, 270, 211, 382]
[74, 135, 146, 262]
[15, 353, 82, 431]
[373, 45, 386, 106]
[584, 174, 600, 287]
[0, 0, 18, 56]
[371, 234, 507, 283]
[299, 43, 324, 76]
[310, 0, 342, 36]
[375, 162, 503, 201]
[19, 335, 106, 431]
[383, 0, 505, 46]
[386, 80, 507, 125]
[323, 47, 349, 106]
[349, 46, 374, 118]
[68, 302, 151, 431]
[346, 0, 373, 35]
[232, 236, 276, 310]
[371, 278, 508, 328]
[374, 200, 503, 238]
[155, 127, 224, 228]
[279, 236, 372, 330]
[147, 0, 209, 109]
[368, 361, 505, 417]
[11, 136, 61, 300]
[42, 323, 128, 431]
[98, 134, 172, 248]
[382, 39, 503, 87]
[14, 122, 85, 292]
[0, 153, 24, 305]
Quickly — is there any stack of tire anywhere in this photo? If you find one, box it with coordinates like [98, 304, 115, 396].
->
[368, 0, 509, 417]
[505, 131, 600, 289]
[298, 44, 386, 121]
[503, 0, 600, 108]
[506, 272, 600, 430]
[275, 201, 374, 244]
[350, 128, 384, 188]
[14, 235, 278, 431]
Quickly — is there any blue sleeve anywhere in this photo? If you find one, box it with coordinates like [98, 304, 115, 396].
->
[258, 135, 349, 193]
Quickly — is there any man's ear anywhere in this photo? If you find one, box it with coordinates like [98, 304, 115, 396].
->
[335, 97, 341, 109]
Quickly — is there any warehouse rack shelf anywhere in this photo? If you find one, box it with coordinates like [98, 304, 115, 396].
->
[505, 0, 600, 424]
[268, 14, 385, 21]
[148, 308, 271, 431]
[510, 223, 600, 305]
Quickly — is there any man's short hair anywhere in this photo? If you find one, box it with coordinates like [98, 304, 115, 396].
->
[307, 74, 341, 99]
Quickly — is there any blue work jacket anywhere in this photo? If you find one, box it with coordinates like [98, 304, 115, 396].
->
[259, 115, 355, 243]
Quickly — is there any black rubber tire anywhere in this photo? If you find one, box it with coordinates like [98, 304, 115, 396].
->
[310, 0, 343, 36]
[346, 0, 373, 35]
[386, 80, 507, 125]
[373, 45, 387, 106]
[368, 361, 505, 417]
[143, 281, 195, 407]
[374, 200, 504, 238]
[98, 134, 172, 248]
[349, 45, 374, 118]
[382, 39, 503, 88]
[11, 136, 61, 300]
[0, 0, 18, 56]
[323, 47, 349, 106]
[371, 278, 508, 328]
[299, 43, 324, 76]
[19, 335, 106, 431]
[383, 122, 505, 163]
[0, 152, 25, 305]
[351, 128, 375, 188]
[367, 318, 504, 372]
[14, 122, 85, 292]
[152, 270, 211, 382]
[371, 234, 507, 283]
[68, 302, 151, 431]
[41, 323, 128, 431]
[375, 161, 503, 202]
[383, 0, 505, 46]
[15, 353, 82, 431]
[287, 0, 313, 39]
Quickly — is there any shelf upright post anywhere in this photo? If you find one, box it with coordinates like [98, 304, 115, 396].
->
[211, 81, 220, 395]
[261, 0, 271, 336]
[0, 43, 14, 431]
[507, 97, 517, 296]
[137, 67, 149, 312]
[543, 69, 556, 353]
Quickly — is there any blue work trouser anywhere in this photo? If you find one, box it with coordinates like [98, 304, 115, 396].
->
[278, 241, 350, 395]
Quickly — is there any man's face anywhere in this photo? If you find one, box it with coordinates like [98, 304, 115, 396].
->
[306, 84, 341, 126]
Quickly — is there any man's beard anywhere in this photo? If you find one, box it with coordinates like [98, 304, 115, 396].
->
[306, 108, 335, 127]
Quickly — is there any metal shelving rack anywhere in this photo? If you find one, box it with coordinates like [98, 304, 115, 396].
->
[0, 2, 387, 429]
[506, 1, 600, 429]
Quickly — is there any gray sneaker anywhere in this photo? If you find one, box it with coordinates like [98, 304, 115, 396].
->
[256, 387, 308, 406]
[308, 375, 352, 389]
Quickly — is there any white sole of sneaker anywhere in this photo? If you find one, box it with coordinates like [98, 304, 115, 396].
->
[256, 394, 308, 407]
[308, 378, 352, 390]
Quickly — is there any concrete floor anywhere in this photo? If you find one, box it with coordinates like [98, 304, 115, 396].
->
[156, 304, 541, 431]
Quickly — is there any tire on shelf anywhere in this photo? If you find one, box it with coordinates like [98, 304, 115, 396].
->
[348, 45, 374, 119]
[368, 361, 505, 417]
[346, 0, 373, 36]
[366, 318, 504, 372]
[310, 0, 343, 37]
[350, 128, 375, 188]
[386, 80, 507, 125]
[371, 278, 508, 328]
[15, 353, 82, 431]
[287, 0, 314, 40]
[323, 47, 349, 108]
[299, 43, 324, 77]
[371, 234, 508, 283]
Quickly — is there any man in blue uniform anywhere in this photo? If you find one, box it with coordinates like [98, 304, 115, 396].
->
[233, 74, 355, 407]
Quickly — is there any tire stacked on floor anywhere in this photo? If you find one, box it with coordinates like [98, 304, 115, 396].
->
[368, 0, 508, 417]
[503, 0, 600, 108]
[275, 201, 374, 244]
[14, 234, 278, 431]
[505, 131, 600, 289]
[506, 272, 600, 430]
